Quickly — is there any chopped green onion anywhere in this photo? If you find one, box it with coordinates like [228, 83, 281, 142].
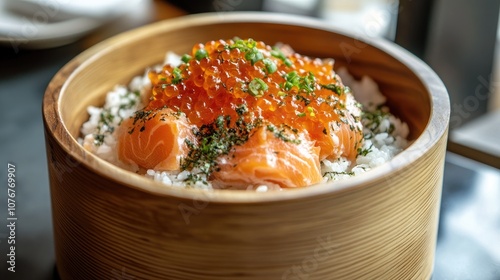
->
[172, 67, 182, 84]
[181, 54, 192, 63]
[248, 78, 268, 97]
[228, 38, 256, 52]
[283, 71, 300, 90]
[245, 48, 264, 65]
[263, 58, 277, 74]
[283, 82, 292, 91]
[246, 38, 256, 48]
[271, 46, 292, 67]
[195, 49, 208, 60]
[228, 39, 247, 51]
[301, 72, 315, 93]
[282, 71, 316, 93]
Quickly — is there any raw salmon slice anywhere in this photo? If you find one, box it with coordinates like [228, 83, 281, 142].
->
[212, 125, 322, 189]
[320, 94, 364, 161]
[116, 108, 195, 171]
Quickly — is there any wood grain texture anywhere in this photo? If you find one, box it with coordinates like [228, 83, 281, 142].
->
[42, 13, 450, 280]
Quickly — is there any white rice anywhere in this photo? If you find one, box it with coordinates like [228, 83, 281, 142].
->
[80, 53, 409, 190]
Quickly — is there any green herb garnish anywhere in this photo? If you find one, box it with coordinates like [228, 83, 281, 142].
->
[245, 48, 264, 65]
[181, 54, 192, 63]
[236, 103, 248, 116]
[172, 67, 182, 84]
[263, 58, 277, 74]
[357, 144, 373, 156]
[324, 171, 355, 179]
[301, 72, 316, 93]
[180, 114, 261, 179]
[295, 94, 311, 106]
[228, 38, 256, 51]
[321, 83, 343, 95]
[195, 49, 208, 60]
[266, 124, 301, 144]
[283, 71, 300, 91]
[271, 46, 292, 67]
[248, 78, 268, 97]
[94, 134, 105, 146]
[283, 71, 316, 93]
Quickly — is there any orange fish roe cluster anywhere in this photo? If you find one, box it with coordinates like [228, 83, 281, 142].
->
[147, 38, 362, 160]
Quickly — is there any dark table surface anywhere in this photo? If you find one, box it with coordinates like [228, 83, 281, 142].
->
[1, 4, 499, 279]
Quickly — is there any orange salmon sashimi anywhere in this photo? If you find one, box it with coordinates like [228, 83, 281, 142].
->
[320, 93, 364, 161]
[213, 126, 322, 189]
[116, 107, 196, 171]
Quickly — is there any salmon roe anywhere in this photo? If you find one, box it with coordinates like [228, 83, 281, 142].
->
[146, 39, 362, 159]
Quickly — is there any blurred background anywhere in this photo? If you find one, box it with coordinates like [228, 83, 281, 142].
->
[1, 0, 499, 279]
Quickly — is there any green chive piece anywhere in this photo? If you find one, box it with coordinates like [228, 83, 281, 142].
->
[181, 54, 192, 63]
[172, 67, 182, 84]
[284, 81, 294, 91]
[248, 78, 268, 97]
[283, 71, 300, 90]
[245, 48, 264, 65]
[195, 49, 208, 60]
[230, 39, 247, 51]
[300, 72, 316, 93]
[263, 58, 277, 74]
[228, 38, 256, 52]
[271, 46, 293, 67]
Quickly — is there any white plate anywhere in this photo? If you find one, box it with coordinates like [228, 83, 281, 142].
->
[0, 0, 143, 50]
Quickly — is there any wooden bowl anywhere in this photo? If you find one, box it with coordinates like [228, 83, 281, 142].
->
[43, 13, 449, 280]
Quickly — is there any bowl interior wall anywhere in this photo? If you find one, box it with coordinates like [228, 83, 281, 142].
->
[61, 21, 430, 141]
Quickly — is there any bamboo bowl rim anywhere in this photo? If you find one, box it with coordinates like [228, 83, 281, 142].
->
[43, 12, 449, 203]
